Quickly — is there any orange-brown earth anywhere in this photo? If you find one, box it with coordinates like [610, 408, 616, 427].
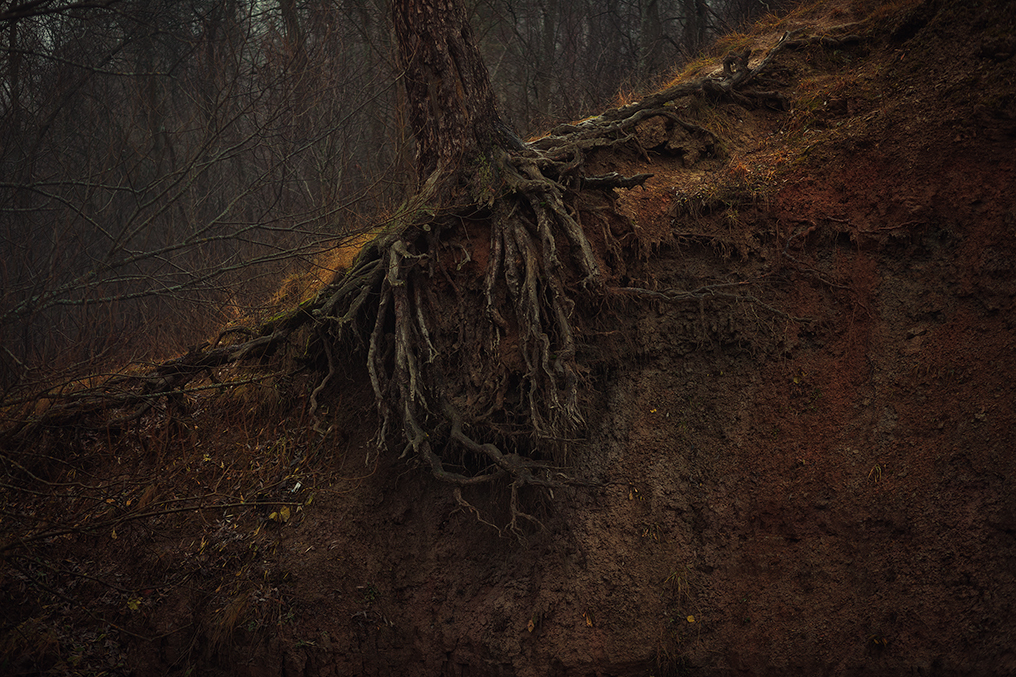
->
[4, 0, 1016, 675]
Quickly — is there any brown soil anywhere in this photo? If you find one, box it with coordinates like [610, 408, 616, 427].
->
[4, 0, 1016, 675]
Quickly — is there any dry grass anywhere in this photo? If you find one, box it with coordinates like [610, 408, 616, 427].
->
[267, 229, 380, 312]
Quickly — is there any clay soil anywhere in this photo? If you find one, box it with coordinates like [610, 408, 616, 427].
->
[3, 0, 1016, 675]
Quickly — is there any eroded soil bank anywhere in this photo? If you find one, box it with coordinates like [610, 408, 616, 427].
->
[4, 0, 1016, 675]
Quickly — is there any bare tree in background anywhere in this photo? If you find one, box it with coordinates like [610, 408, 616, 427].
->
[0, 0, 408, 402]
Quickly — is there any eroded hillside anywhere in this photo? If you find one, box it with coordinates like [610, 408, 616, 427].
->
[3, 0, 1016, 675]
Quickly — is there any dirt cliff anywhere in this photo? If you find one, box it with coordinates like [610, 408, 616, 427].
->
[3, 0, 1016, 675]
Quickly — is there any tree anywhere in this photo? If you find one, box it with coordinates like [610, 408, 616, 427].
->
[393, 0, 522, 193]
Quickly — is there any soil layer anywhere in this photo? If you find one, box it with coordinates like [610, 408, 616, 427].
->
[4, 0, 1016, 675]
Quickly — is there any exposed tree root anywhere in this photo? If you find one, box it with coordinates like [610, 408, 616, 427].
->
[296, 29, 842, 526]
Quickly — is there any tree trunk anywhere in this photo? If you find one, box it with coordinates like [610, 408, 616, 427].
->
[640, 0, 665, 77]
[680, 0, 709, 56]
[392, 0, 520, 191]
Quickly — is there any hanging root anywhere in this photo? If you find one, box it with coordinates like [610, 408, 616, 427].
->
[299, 163, 606, 531]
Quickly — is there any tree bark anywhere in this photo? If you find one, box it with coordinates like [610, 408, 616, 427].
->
[680, 0, 709, 56]
[640, 0, 666, 77]
[392, 0, 520, 190]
